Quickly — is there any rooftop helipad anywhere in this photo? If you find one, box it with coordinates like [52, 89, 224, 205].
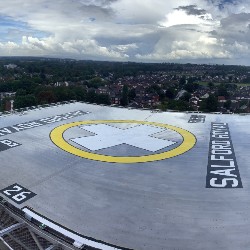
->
[0, 102, 250, 250]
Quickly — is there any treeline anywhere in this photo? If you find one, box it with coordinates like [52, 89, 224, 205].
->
[0, 57, 249, 112]
[0, 57, 250, 82]
[1, 85, 110, 110]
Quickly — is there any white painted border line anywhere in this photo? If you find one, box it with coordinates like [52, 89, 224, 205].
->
[22, 207, 120, 250]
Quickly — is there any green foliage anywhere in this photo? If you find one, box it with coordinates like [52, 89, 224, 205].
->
[224, 100, 231, 110]
[167, 100, 193, 111]
[86, 90, 97, 103]
[96, 94, 111, 105]
[187, 77, 197, 84]
[0, 98, 7, 111]
[179, 76, 186, 85]
[120, 85, 129, 106]
[208, 82, 214, 90]
[128, 88, 136, 101]
[15, 89, 27, 96]
[159, 100, 193, 111]
[14, 94, 37, 109]
[146, 84, 161, 94]
[180, 92, 191, 102]
[242, 76, 250, 83]
[0, 83, 11, 92]
[145, 84, 165, 101]
[0, 57, 249, 113]
[217, 84, 229, 98]
[72, 86, 87, 101]
[199, 94, 218, 112]
[53, 87, 76, 102]
[37, 90, 56, 104]
[88, 77, 104, 88]
[165, 88, 176, 99]
[90, 77, 102, 84]
[85, 90, 110, 105]
[184, 82, 199, 93]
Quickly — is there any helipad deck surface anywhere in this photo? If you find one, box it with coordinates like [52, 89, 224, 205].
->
[0, 102, 250, 250]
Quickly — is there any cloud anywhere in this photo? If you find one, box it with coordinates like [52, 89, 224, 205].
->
[0, 0, 249, 64]
[19, 36, 128, 60]
[135, 26, 231, 62]
[220, 12, 250, 29]
[174, 5, 207, 16]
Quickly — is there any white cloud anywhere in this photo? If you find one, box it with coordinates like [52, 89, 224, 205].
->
[159, 10, 212, 27]
[0, 0, 249, 64]
[136, 34, 231, 61]
[0, 34, 128, 60]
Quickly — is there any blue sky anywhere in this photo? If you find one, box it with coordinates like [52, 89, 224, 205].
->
[0, 16, 49, 43]
[0, 0, 249, 65]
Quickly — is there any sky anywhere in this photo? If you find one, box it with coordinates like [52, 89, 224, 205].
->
[0, 0, 250, 65]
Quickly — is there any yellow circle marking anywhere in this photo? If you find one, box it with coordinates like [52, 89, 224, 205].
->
[50, 120, 196, 164]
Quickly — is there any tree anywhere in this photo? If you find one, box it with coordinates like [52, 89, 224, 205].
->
[200, 94, 218, 112]
[184, 82, 199, 93]
[120, 85, 129, 106]
[14, 94, 37, 109]
[217, 84, 229, 98]
[179, 76, 186, 85]
[128, 88, 136, 101]
[37, 90, 56, 104]
[180, 92, 191, 102]
[86, 90, 97, 103]
[89, 77, 105, 88]
[96, 94, 111, 105]
[167, 100, 193, 111]
[54, 87, 76, 101]
[15, 89, 27, 96]
[208, 82, 214, 90]
[72, 86, 87, 101]
[165, 88, 176, 99]
[224, 100, 232, 110]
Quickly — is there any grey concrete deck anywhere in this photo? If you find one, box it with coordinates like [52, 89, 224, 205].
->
[0, 102, 250, 250]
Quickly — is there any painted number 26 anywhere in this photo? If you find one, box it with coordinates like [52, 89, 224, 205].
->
[3, 185, 31, 202]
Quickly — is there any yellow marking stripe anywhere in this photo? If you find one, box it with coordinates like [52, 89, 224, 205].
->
[50, 120, 196, 163]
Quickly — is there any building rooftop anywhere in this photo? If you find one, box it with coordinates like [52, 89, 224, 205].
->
[0, 102, 250, 250]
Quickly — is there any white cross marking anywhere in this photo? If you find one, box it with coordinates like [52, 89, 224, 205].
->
[71, 124, 176, 152]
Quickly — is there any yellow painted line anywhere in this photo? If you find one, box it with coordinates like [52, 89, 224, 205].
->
[50, 120, 196, 164]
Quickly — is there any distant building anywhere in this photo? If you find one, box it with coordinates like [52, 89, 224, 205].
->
[96, 86, 110, 95]
[218, 96, 226, 103]
[200, 93, 209, 99]
[4, 64, 17, 69]
[110, 93, 121, 105]
[175, 90, 187, 100]
[5, 100, 14, 111]
[54, 81, 69, 87]
[189, 96, 200, 111]
[0, 92, 16, 101]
